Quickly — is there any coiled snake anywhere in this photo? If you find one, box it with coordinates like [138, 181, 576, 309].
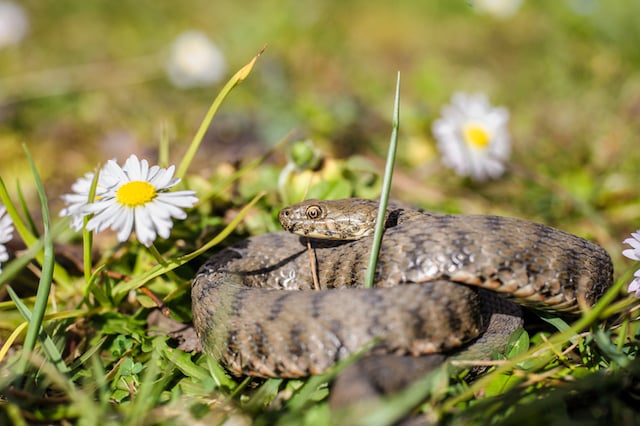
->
[191, 198, 613, 401]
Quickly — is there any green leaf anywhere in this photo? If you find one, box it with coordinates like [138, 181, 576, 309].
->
[109, 335, 134, 358]
[504, 328, 530, 358]
[593, 328, 629, 368]
[482, 371, 520, 397]
[539, 314, 571, 332]
[243, 378, 283, 413]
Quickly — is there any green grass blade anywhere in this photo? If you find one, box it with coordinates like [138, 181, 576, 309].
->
[16, 180, 40, 238]
[128, 348, 167, 426]
[0, 177, 71, 286]
[0, 322, 27, 363]
[112, 191, 265, 298]
[82, 169, 100, 288]
[351, 365, 449, 426]
[440, 273, 627, 413]
[14, 145, 57, 379]
[243, 379, 283, 413]
[158, 121, 170, 168]
[365, 72, 400, 288]
[160, 344, 213, 382]
[176, 49, 262, 179]
[0, 236, 43, 288]
[4, 403, 28, 426]
[0, 176, 37, 247]
[6, 286, 69, 373]
[90, 353, 110, 412]
[18, 351, 88, 419]
[204, 355, 237, 390]
[287, 340, 376, 412]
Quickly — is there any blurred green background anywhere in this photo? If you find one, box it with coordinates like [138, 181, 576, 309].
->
[1, 0, 639, 265]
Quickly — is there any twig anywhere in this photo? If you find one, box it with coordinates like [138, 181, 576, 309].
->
[306, 238, 320, 290]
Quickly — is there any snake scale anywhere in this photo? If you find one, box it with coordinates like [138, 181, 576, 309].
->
[191, 198, 613, 398]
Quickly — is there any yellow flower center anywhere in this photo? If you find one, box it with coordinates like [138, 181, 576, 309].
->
[116, 181, 157, 207]
[463, 124, 490, 148]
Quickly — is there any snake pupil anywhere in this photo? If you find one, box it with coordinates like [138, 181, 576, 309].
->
[306, 205, 321, 219]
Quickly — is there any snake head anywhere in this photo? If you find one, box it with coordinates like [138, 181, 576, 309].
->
[278, 198, 385, 241]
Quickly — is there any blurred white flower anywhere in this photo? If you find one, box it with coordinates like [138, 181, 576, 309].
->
[82, 155, 198, 247]
[623, 231, 640, 297]
[472, 0, 523, 18]
[165, 31, 227, 88]
[0, 205, 14, 273]
[566, 0, 597, 16]
[432, 92, 511, 181]
[0, 1, 29, 48]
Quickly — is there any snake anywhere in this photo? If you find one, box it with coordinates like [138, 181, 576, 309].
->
[191, 198, 613, 400]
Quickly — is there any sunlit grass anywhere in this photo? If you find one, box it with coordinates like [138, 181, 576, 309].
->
[1, 2, 640, 425]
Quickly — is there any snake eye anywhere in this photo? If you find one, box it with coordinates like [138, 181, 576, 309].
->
[305, 205, 322, 220]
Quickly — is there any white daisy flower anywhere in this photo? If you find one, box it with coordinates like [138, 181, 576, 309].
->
[623, 231, 640, 297]
[628, 271, 640, 298]
[623, 231, 640, 261]
[81, 155, 198, 247]
[60, 171, 117, 231]
[0, 205, 14, 273]
[472, 0, 523, 18]
[165, 31, 227, 89]
[432, 92, 511, 182]
[0, 1, 29, 48]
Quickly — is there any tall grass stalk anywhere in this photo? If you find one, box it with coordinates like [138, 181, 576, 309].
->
[176, 49, 263, 179]
[13, 145, 56, 380]
[365, 72, 400, 288]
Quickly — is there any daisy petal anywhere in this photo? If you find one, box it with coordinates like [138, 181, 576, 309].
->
[623, 231, 640, 261]
[628, 277, 640, 298]
[0, 205, 14, 272]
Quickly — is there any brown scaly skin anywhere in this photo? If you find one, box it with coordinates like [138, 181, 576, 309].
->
[191, 198, 613, 396]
